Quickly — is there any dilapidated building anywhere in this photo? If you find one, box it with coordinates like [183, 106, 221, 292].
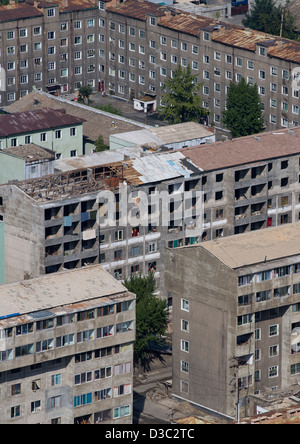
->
[165, 223, 300, 420]
[0, 265, 135, 424]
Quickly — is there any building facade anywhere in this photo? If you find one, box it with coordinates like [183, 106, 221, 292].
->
[1, 0, 300, 132]
[0, 265, 135, 424]
[0, 127, 300, 296]
[0, 108, 85, 159]
[165, 223, 300, 420]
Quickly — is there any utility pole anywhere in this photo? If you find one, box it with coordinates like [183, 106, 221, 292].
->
[280, 5, 285, 38]
[230, 357, 240, 423]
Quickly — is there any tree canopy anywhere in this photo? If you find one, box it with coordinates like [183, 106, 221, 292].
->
[123, 272, 168, 371]
[158, 64, 209, 124]
[78, 85, 93, 105]
[242, 0, 297, 40]
[94, 134, 108, 152]
[222, 77, 265, 138]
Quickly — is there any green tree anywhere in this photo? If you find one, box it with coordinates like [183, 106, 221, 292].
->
[222, 77, 265, 138]
[78, 85, 93, 105]
[158, 64, 209, 124]
[123, 272, 168, 371]
[94, 134, 108, 152]
[242, 0, 296, 40]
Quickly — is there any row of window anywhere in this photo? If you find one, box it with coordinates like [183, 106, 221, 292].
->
[0, 302, 133, 339]
[239, 264, 300, 287]
[4, 19, 95, 41]
[0, 321, 134, 362]
[4, 128, 76, 148]
[10, 397, 130, 420]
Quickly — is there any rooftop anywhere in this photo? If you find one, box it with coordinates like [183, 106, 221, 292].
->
[198, 223, 300, 269]
[0, 2, 43, 22]
[150, 122, 214, 144]
[3, 90, 147, 145]
[180, 127, 300, 171]
[0, 264, 131, 322]
[0, 108, 85, 137]
[8, 150, 198, 202]
[106, 0, 300, 64]
[3, 144, 56, 163]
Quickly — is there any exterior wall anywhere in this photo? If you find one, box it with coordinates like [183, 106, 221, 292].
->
[164, 246, 237, 420]
[0, 1, 299, 132]
[165, 243, 300, 420]
[0, 151, 25, 184]
[0, 286, 135, 424]
[0, 185, 45, 283]
[25, 160, 55, 180]
[0, 147, 300, 291]
[0, 124, 84, 159]
[0, 221, 5, 284]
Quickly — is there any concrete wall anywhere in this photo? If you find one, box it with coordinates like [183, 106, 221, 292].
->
[0, 185, 45, 283]
[0, 222, 5, 284]
[165, 246, 237, 419]
[0, 151, 25, 184]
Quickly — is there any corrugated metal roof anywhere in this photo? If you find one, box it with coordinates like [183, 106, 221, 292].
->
[0, 3, 43, 22]
[0, 265, 129, 319]
[0, 108, 85, 137]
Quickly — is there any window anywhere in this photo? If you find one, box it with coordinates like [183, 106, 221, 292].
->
[51, 374, 62, 386]
[269, 365, 279, 378]
[259, 46, 266, 56]
[47, 8, 55, 17]
[181, 339, 189, 352]
[113, 405, 130, 419]
[181, 298, 189, 311]
[55, 130, 62, 139]
[269, 324, 279, 337]
[181, 319, 189, 332]
[74, 393, 92, 407]
[259, 70, 266, 79]
[257, 270, 272, 281]
[236, 57, 242, 67]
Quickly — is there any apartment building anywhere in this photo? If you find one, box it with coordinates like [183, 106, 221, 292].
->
[1, 0, 300, 132]
[165, 223, 300, 420]
[0, 127, 300, 295]
[0, 108, 85, 158]
[0, 265, 136, 424]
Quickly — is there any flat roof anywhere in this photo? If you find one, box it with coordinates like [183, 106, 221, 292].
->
[180, 127, 300, 171]
[0, 265, 130, 320]
[199, 223, 300, 269]
[151, 122, 214, 144]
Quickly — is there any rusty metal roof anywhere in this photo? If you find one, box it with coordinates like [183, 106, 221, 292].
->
[0, 2, 43, 22]
[107, 0, 300, 63]
[0, 108, 85, 137]
[106, 0, 166, 20]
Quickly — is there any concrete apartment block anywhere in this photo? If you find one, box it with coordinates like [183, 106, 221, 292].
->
[0, 128, 300, 298]
[1, 0, 300, 132]
[165, 223, 300, 421]
[0, 265, 136, 424]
